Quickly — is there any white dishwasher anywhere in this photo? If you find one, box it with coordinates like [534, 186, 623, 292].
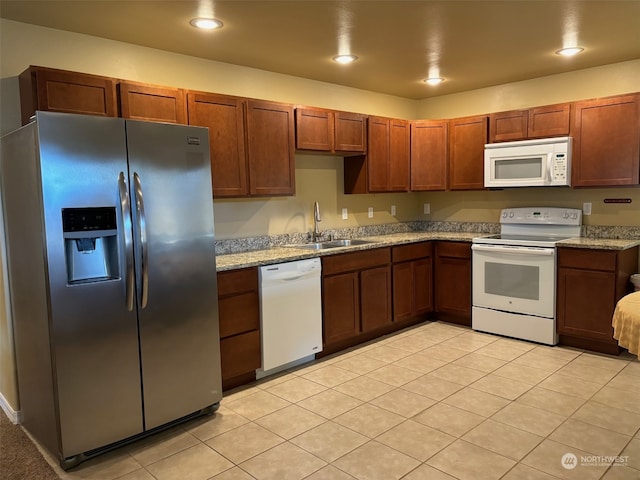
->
[258, 258, 323, 378]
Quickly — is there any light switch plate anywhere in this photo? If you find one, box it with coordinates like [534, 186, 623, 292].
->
[391, 205, 396, 216]
[342, 208, 348, 220]
[368, 207, 374, 218]
[424, 203, 431, 214]
[583, 202, 592, 215]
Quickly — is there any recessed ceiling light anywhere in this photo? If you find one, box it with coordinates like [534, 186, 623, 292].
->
[333, 54, 358, 64]
[190, 18, 223, 30]
[555, 47, 584, 57]
[424, 77, 445, 86]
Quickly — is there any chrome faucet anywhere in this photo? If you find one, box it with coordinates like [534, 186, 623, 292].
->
[312, 201, 322, 242]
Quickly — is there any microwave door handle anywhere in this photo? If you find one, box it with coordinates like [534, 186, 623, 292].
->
[547, 153, 554, 182]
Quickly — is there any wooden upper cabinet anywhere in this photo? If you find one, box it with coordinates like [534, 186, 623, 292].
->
[448, 115, 488, 190]
[410, 120, 448, 191]
[245, 100, 296, 196]
[19, 66, 118, 124]
[295, 107, 366, 154]
[187, 92, 249, 197]
[118, 81, 187, 124]
[571, 93, 640, 187]
[489, 103, 570, 142]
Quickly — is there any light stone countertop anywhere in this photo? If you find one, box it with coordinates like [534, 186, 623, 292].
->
[215, 231, 640, 272]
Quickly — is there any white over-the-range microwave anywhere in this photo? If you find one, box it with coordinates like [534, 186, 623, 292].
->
[484, 136, 572, 188]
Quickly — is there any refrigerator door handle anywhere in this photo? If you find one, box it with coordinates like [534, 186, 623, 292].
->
[118, 172, 135, 311]
[133, 172, 149, 309]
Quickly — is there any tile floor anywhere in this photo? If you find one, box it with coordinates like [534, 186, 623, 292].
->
[37, 321, 640, 480]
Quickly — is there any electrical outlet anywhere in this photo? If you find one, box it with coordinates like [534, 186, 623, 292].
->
[391, 205, 396, 216]
[368, 207, 374, 218]
[583, 202, 592, 215]
[423, 203, 431, 214]
[342, 208, 348, 220]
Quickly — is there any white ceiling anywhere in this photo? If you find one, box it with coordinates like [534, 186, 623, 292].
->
[1, 1, 639, 100]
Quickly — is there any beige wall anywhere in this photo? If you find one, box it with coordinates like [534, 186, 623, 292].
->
[1, 19, 639, 412]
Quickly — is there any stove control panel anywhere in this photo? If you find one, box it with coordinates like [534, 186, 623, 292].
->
[500, 207, 582, 226]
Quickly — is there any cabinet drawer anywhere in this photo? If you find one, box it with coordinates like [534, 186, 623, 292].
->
[392, 242, 432, 263]
[218, 292, 260, 338]
[322, 248, 391, 275]
[435, 241, 471, 259]
[220, 330, 261, 380]
[558, 248, 616, 272]
[217, 268, 258, 297]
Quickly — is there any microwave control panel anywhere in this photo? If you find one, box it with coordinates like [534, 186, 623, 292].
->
[551, 153, 568, 181]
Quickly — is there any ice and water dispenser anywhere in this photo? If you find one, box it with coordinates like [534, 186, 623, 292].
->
[62, 207, 119, 284]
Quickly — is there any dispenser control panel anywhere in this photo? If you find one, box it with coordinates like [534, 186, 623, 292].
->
[62, 207, 116, 232]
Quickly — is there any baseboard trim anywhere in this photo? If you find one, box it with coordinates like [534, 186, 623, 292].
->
[0, 391, 21, 424]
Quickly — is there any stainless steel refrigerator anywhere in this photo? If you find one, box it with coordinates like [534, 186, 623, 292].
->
[0, 111, 222, 468]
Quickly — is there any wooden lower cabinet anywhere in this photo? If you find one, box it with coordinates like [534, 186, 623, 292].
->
[217, 267, 261, 390]
[434, 241, 472, 326]
[392, 242, 433, 322]
[322, 272, 360, 345]
[557, 247, 638, 354]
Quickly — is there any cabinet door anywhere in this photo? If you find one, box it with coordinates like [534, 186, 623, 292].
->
[246, 100, 296, 196]
[489, 110, 528, 142]
[572, 94, 640, 187]
[392, 262, 413, 321]
[187, 92, 249, 197]
[448, 115, 487, 190]
[413, 258, 433, 315]
[220, 331, 261, 382]
[389, 119, 410, 191]
[360, 266, 392, 332]
[335, 112, 367, 153]
[118, 81, 187, 123]
[528, 103, 571, 138]
[410, 120, 448, 191]
[19, 66, 117, 124]
[295, 108, 334, 151]
[367, 116, 390, 192]
[323, 272, 360, 346]
[434, 242, 471, 325]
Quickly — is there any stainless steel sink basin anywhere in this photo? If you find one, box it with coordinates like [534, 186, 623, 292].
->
[286, 239, 375, 250]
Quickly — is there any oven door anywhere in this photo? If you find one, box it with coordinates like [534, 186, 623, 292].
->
[472, 244, 556, 318]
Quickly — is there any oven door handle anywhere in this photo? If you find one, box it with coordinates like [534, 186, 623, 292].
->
[471, 244, 555, 256]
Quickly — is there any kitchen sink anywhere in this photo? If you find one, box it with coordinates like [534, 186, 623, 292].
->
[286, 239, 375, 250]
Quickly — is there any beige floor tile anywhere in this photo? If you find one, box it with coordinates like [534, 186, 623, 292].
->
[572, 400, 640, 436]
[413, 402, 485, 437]
[186, 407, 250, 442]
[385, 336, 439, 353]
[537, 373, 603, 400]
[492, 337, 538, 352]
[492, 403, 566, 437]
[376, 419, 455, 461]
[59, 449, 142, 480]
[474, 343, 527, 361]
[621, 438, 640, 470]
[621, 362, 640, 377]
[428, 363, 487, 386]
[530, 345, 581, 362]
[209, 467, 255, 480]
[333, 375, 395, 401]
[300, 365, 359, 387]
[438, 334, 495, 353]
[420, 344, 470, 362]
[492, 363, 553, 385]
[441, 386, 510, 417]
[290, 421, 368, 462]
[427, 439, 516, 480]
[512, 351, 574, 372]
[360, 345, 412, 363]
[501, 464, 564, 480]
[522, 439, 610, 480]
[333, 403, 404, 438]
[463, 419, 543, 461]
[126, 429, 199, 466]
[254, 405, 325, 439]
[402, 464, 457, 480]
[572, 352, 630, 372]
[401, 374, 464, 401]
[223, 390, 291, 420]
[364, 363, 424, 387]
[515, 386, 586, 416]
[205, 423, 283, 464]
[369, 388, 436, 417]
[452, 352, 508, 373]
[557, 361, 618, 385]
[333, 441, 421, 480]
[304, 465, 358, 480]
[254, 371, 300, 390]
[145, 444, 234, 480]
[549, 418, 631, 456]
[332, 354, 388, 374]
[607, 372, 640, 394]
[392, 353, 448, 374]
[296, 389, 363, 419]
[470, 373, 532, 400]
[601, 465, 640, 480]
[591, 385, 640, 413]
[264, 377, 327, 403]
[239, 442, 326, 480]
[116, 470, 157, 480]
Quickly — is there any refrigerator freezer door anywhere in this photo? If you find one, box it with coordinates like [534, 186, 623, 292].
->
[125, 120, 222, 429]
[36, 113, 144, 456]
